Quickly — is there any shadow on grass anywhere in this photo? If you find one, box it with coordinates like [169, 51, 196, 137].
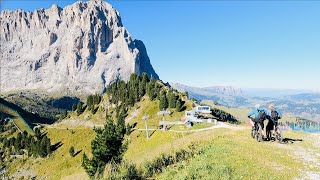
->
[260, 137, 303, 144]
[149, 130, 157, 138]
[131, 122, 138, 129]
[51, 141, 63, 151]
[73, 150, 82, 157]
[40, 132, 48, 139]
[282, 138, 303, 144]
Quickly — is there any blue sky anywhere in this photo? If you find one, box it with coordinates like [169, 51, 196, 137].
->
[1, 0, 320, 90]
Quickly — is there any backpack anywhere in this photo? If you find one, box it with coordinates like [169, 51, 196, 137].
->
[257, 109, 267, 121]
[270, 110, 279, 121]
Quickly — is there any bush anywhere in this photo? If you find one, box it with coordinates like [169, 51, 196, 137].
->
[69, 146, 75, 157]
[141, 144, 199, 178]
[105, 161, 141, 180]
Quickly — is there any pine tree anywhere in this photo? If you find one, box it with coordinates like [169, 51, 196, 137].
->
[116, 108, 126, 137]
[76, 102, 83, 116]
[168, 90, 177, 108]
[82, 115, 127, 177]
[82, 153, 98, 177]
[93, 94, 101, 105]
[176, 99, 182, 112]
[35, 128, 41, 140]
[72, 104, 77, 111]
[139, 80, 145, 98]
[46, 137, 51, 155]
[159, 91, 168, 110]
[142, 72, 149, 84]
[87, 95, 93, 111]
[147, 78, 156, 99]
[60, 110, 67, 119]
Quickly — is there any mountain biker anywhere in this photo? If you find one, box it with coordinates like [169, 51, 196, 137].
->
[248, 104, 268, 137]
[266, 104, 282, 140]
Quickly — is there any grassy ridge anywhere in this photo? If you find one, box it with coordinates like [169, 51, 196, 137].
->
[157, 130, 305, 179]
[0, 103, 34, 134]
[8, 128, 95, 180]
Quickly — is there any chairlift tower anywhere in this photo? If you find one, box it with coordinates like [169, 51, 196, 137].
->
[143, 113, 150, 139]
[157, 109, 170, 131]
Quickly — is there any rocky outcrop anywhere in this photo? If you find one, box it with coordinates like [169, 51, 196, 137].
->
[0, 0, 158, 94]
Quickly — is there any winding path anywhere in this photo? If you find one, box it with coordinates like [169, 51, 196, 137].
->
[133, 122, 244, 133]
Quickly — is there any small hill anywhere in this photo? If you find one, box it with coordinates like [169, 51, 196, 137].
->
[1, 91, 82, 121]
[0, 97, 54, 129]
[0, 99, 34, 135]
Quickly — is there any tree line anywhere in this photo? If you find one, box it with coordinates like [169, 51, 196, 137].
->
[66, 73, 186, 121]
[108, 73, 185, 112]
[210, 108, 238, 123]
[0, 128, 52, 158]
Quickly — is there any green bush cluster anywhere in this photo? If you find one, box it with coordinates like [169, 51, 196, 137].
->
[103, 144, 199, 179]
[141, 146, 198, 177]
[86, 94, 101, 114]
[211, 108, 238, 123]
[1, 129, 52, 158]
[108, 73, 185, 112]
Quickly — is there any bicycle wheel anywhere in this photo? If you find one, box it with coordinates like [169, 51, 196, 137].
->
[256, 123, 262, 142]
[275, 127, 283, 143]
[251, 126, 256, 138]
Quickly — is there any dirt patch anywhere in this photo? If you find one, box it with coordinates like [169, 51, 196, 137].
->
[125, 107, 141, 123]
[10, 169, 37, 179]
[277, 133, 320, 180]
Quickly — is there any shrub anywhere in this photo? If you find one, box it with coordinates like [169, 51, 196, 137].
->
[69, 146, 75, 157]
[142, 144, 199, 178]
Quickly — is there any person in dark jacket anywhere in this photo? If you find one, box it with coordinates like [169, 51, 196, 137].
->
[266, 104, 282, 140]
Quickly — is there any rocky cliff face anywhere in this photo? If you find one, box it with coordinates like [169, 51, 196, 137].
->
[0, 0, 159, 94]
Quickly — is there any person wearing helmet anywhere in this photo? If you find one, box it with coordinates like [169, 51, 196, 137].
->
[248, 104, 268, 137]
[266, 104, 282, 140]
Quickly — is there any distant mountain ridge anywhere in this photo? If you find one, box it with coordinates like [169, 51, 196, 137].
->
[171, 83, 243, 96]
[0, 0, 158, 94]
[170, 82, 320, 121]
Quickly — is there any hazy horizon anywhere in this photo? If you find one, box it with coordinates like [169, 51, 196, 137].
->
[1, 0, 320, 90]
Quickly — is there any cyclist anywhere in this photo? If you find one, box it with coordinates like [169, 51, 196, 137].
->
[248, 104, 268, 138]
[266, 104, 282, 140]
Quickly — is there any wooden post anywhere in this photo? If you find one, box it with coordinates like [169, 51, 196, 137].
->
[143, 113, 149, 139]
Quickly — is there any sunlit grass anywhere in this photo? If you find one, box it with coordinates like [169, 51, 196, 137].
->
[7, 128, 95, 180]
[157, 130, 305, 179]
[0, 104, 34, 135]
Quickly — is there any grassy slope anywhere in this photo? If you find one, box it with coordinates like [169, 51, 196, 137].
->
[0, 103, 34, 134]
[125, 96, 193, 128]
[8, 127, 95, 180]
[156, 130, 307, 179]
[6, 96, 318, 179]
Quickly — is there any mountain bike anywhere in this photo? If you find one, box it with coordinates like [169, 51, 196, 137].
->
[250, 118, 263, 142]
[272, 120, 283, 142]
[266, 119, 283, 142]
